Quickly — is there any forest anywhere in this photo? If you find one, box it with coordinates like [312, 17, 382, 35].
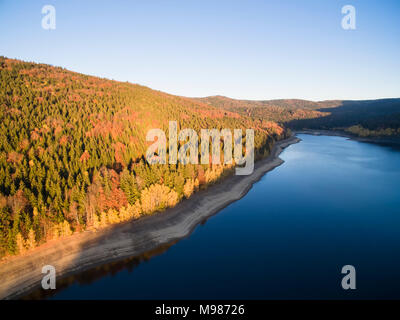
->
[197, 96, 400, 137]
[0, 57, 288, 258]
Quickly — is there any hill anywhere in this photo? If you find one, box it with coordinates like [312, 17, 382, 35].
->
[196, 96, 329, 123]
[0, 57, 287, 258]
[196, 96, 400, 137]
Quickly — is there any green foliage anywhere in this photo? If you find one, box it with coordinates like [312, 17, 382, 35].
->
[197, 96, 400, 138]
[345, 125, 400, 137]
[0, 57, 283, 258]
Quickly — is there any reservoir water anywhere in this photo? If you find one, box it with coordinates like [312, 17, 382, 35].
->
[35, 134, 400, 299]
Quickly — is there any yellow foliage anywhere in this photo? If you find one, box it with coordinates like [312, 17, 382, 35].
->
[166, 189, 179, 207]
[107, 208, 120, 224]
[62, 220, 73, 237]
[183, 179, 195, 199]
[51, 220, 72, 239]
[132, 200, 142, 218]
[100, 211, 108, 227]
[26, 229, 36, 249]
[53, 224, 61, 239]
[118, 206, 129, 222]
[205, 166, 223, 184]
[140, 184, 179, 214]
[16, 232, 26, 254]
[120, 201, 142, 221]
[93, 213, 100, 229]
[93, 200, 143, 231]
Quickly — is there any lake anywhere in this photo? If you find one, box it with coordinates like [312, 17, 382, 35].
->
[33, 134, 400, 299]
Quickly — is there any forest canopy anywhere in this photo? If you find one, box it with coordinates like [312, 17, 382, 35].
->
[0, 57, 287, 258]
[197, 96, 400, 137]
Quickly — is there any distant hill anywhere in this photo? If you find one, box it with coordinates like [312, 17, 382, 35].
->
[286, 99, 400, 133]
[195, 96, 332, 123]
[195, 96, 400, 136]
[0, 57, 287, 258]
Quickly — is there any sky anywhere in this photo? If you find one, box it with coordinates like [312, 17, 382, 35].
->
[0, 0, 399, 101]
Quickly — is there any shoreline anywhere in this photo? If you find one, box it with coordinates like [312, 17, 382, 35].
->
[0, 135, 300, 300]
[295, 129, 400, 146]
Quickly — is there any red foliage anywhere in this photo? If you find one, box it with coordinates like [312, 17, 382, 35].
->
[7, 151, 23, 164]
[79, 150, 90, 162]
[113, 142, 126, 166]
[59, 135, 70, 146]
[95, 169, 128, 213]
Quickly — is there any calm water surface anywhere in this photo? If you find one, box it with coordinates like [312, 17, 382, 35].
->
[36, 134, 400, 299]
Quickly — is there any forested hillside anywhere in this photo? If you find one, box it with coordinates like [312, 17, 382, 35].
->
[287, 99, 400, 137]
[0, 57, 287, 258]
[197, 96, 400, 137]
[196, 96, 328, 123]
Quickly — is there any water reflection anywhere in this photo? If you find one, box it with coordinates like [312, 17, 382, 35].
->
[23, 241, 177, 300]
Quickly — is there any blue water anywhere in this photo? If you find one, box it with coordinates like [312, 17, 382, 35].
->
[45, 134, 400, 299]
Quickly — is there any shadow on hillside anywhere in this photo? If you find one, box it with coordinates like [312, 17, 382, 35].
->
[287, 98, 400, 130]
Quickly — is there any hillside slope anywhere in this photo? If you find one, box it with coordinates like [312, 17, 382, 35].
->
[0, 57, 287, 258]
[196, 96, 400, 137]
[196, 96, 329, 123]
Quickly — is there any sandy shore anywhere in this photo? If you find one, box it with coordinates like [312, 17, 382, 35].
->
[0, 135, 300, 300]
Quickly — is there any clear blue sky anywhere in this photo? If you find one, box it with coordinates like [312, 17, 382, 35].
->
[0, 0, 399, 101]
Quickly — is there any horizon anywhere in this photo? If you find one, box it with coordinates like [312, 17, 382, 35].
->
[3, 55, 400, 103]
[1, 0, 399, 101]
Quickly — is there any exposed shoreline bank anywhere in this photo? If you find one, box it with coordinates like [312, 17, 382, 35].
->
[295, 129, 400, 146]
[0, 136, 300, 300]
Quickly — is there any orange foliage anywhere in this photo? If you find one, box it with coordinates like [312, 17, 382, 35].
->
[265, 121, 284, 136]
[79, 150, 90, 162]
[7, 151, 23, 164]
[96, 169, 128, 212]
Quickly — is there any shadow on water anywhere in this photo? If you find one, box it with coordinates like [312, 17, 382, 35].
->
[14, 134, 400, 299]
[22, 240, 178, 300]
[18, 179, 219, 300]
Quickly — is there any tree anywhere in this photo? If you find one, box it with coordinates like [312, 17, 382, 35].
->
[0, 57, 279, 258]
[62, 220, 73, 236]
[183, 179, 195, 199]
[26, 228, 36, 249]
[15, 232, 26, 254]
[140, 184, 179, 214]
